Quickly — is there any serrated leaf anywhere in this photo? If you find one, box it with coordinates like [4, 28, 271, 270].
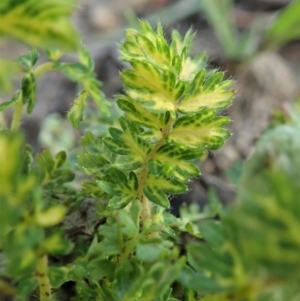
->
[67, 90, 88, 128]
[169, 110, 231, 150]
[104, 117, 151, 159]
[143, 185, 169, 208]
[0, 91, 21, 112]
[0, 0, 79, 50]
[18, 49, 39, 72]
[117, 96, 165, 130]
[154, 143, 202, 180]
[122, 60, 184, 115]
[177, 70, 234, 113]
[121, 21, 172, 67]
[108, 170, 139, 209]
[109, 195, 133, 210]
[79, 43, 94, 69]
[147, 173, 187, 194]
[113, 154, 143, 171]
[179, 52, 208, 81]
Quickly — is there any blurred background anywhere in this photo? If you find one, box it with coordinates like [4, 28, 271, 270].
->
[2, 0, 300, 212]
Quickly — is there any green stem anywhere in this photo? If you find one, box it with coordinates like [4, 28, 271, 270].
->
[10, 93, 23, 131]
[137, 117, 174, 226]
[36, 254, 52, 301]
[34, 62, 56, 78]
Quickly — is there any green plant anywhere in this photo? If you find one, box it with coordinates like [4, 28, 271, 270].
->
[0, 1, 234, 300]
[2, 1, 300, 301]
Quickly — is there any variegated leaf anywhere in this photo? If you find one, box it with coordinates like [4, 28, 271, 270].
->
[143, 185, 169, 208]
[177, 70, 234, 113]
[97, 169, 139, 210]
[122, 60, 185, 115]
[153, 143, 202, 180]
[104, 117, 151, 160]
[179, 53, 208, 81]
[147, 173, 187, 195]
[117, 96, 165, 130]
[168, 110, 231, 150]
[170, 29, 194, 58]
[121, 21, 172, 68]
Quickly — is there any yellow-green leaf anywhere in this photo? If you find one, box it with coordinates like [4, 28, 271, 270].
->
[177, 70, 234, 113]
[35, 205, 66, 227]
[168, 110, 230, 150]
[122, 60, 185, 115]
[0, 0, 79, 50]
[67, 90, 88, 129]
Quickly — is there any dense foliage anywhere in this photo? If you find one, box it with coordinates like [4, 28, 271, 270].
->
[0, 1, 300, 301]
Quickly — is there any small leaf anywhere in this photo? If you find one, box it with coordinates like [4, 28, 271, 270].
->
[48, 267, 68, 288]
[67, 90, 88, 129]
[104, 117, 151, 159]
[117, 209, 138, 237]
[67, 264, 88, 281]
[18, 49, 39, 72]
[50, 169, 75, 183]
[169, 110, 231, 150]
[79, 44, 94, 69]
[54, 151, 67, 168]
[0, 91, 21, 112]
[35, 205, 66, 227]
[36, 148, 55, 174]
[97, 180, 115, 195]
[98, 224, 122, 255]
[147, 173, 187, 194]
[143, 185, 169, 208]
[86, 259, 114, 282]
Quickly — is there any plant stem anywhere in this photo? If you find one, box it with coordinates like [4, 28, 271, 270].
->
[36, 254, 52, 301]
[34, 62, 55, 78]
[10, 93, 23, 131]
[137, 117, 174, 226]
